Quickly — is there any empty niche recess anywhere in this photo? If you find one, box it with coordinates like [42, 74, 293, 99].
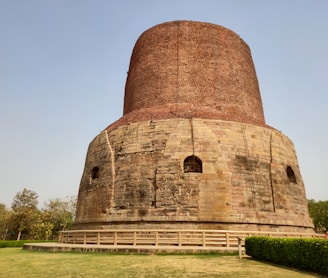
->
[184, 155, 202, 173]
[286, 166, 297, 183]
[91, 167, 100, 180]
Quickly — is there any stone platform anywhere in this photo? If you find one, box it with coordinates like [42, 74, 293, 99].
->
[23, 242, 240, 254]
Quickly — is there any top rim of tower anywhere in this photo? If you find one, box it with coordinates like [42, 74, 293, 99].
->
[137, 20, 250, 48]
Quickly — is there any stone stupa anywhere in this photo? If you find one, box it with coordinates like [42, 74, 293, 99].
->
[73, 21, 314, 233]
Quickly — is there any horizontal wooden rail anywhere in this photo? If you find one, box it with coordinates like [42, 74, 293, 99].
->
[58, 229, 324, 250]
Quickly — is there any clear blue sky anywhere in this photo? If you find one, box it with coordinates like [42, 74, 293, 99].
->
[1, 0, 327, 207]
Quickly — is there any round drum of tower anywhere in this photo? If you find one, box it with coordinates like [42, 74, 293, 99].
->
[123, 21, 265, 126]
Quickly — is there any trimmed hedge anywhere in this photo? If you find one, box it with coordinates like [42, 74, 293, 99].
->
[0, 240, 55, 248]
[245, 236, 328, 276]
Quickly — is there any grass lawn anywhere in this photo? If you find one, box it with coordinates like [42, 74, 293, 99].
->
[0, 248, 320, 278]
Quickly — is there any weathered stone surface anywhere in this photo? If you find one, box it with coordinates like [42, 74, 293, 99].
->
[74, 21, 313, 233]
[74, 118, 313, 232]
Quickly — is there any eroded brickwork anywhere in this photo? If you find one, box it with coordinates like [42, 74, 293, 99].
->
[111, 21, 264, 130]
[74, 21, 313, 232]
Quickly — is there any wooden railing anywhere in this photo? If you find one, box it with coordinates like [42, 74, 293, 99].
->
[58, 230, 323, 250]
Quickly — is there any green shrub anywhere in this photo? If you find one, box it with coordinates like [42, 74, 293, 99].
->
[0, 240, 55, 248]
[245, 236, 328, 276]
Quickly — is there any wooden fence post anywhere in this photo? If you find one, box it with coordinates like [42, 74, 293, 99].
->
[97, 232, 100, 245]
[178, 232, 182, 246]
[237, 237, 242, 259]
[202, 232, 206, 246]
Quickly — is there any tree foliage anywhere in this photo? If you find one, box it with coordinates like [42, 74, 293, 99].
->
[308, 199, 328, 233]
[41, 196, 77, 239]
[1, 188, 77, 240]
[0, 204, 11, 240]
[11, 188, 39, 240]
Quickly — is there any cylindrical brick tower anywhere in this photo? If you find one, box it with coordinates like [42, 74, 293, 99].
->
[74, 21, 313, 232]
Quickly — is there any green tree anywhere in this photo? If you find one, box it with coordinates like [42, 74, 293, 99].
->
[42, 196, 77, 239]
[0, 204, 11, 240]
[30, 211, 54, 240]
[11, 188, 39, 240]
[308, 199, 328, 233]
